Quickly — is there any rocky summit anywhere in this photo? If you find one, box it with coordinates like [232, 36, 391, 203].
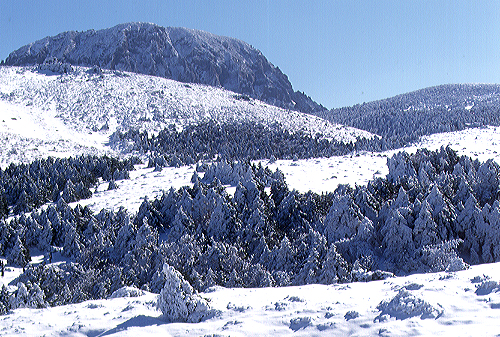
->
[3, 22, 324, 114]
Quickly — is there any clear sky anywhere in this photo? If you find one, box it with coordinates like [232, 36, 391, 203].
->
[1, 0, 500, 109]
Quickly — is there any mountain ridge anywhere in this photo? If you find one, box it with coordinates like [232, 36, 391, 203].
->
[316, 83, 500, 147]
[2, 22, 325, 114]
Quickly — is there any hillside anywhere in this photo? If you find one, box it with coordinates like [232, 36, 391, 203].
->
[318, 83, 500, 147]
[0, 65, 374, 167]
[2, 22, 324, 114]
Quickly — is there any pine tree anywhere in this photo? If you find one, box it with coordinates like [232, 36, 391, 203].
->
[113, 220, 136, 260]
[24, 216, 42, 248]
[381, 209, 414, 262]
[10, 282, 29, 309]
[0, 285, 10, 315]
[27, 283, 47, 309]
[270, 236, 294, 272]
[413, 201, 439, 248]
[323, 195, 367, 243]
[167, 207, 192, 241]
[206, 197, 232, 240]
[157, 264, 212, 323]
[63, 224, 82, 258]
[318, 244, 350, 284]
[13, 190, 32, 214]
[8, 236, 30, 267]
[0, 194, 8, 218]
[61, 180, 77, 203]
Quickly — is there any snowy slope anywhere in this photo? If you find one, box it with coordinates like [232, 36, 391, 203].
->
[0, 66, 373, 167]
[262, 125, 500, 194]
[67, 124, 500, 216]
[319, 83, 500, 147]
[3, 64, 500, 336]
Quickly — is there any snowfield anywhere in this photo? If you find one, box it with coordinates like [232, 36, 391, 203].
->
[47, 124, 500, 216]
[0, 125, 499, 336]
[65, 124, 500, 216]
[1, 257, 499, 336]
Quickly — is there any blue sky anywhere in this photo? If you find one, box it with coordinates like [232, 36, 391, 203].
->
[1, 1, 500, 109]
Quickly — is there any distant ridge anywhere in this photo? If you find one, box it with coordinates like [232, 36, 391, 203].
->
[317, 83, 500, 147]
[2, 22, 324, 114]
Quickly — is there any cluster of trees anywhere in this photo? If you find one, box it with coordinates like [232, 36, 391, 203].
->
[36, 57, 74, 74]
[0, 155, 139, 216]
[110, 121, 386, 167]
[3, 147, 500, 311]
[319, 84, 500, 148]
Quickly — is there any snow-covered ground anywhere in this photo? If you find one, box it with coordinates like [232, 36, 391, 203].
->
[1, 256, 499, 336]
[74, 164, 196, 214]
[2, 65, 500, 336]
[262, 125, 500, 194]
[0, 126, 497, 336]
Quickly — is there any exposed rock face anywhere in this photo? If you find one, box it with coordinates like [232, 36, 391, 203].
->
[3, 22, 324, 113]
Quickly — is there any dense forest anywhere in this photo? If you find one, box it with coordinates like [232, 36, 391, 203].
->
[109, 121, 386, 167]
[2, 146, 500, 314]
[0, 156, 139, 217]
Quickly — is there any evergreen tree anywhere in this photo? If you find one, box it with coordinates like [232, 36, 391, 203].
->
[0, 285, 10, 315]
[61, 180, 77, 203]
[8, 236, 30, 267]
[13, 190, 32, 214]
[381, 209, 414, 264]
[157, 264, 212, 323]
[63, 224, 82, 258]
[0, 194, 9, 218]
[413, 201, 439, 248]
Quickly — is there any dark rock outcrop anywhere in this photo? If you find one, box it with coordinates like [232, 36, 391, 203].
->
[4, 22, 324, 114]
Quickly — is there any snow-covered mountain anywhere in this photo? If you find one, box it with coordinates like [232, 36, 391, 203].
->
[3, 23, 500, 337]
[0, 65, 374, 167]
[2, 22, 324, 114]
[318, 83, 500, 147]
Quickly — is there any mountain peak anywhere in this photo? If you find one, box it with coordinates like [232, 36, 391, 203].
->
[3, 22, 324, 113]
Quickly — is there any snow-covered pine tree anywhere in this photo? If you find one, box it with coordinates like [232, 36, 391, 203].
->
[9, 282, 29, 309]
[0, 285, 10, 315]
[317, 244, 351, 284]
[8, 235, 30, 267]
[61, 180, 77, 203]
[157, 264, 213, 323]
[413, 200, 439, 248]
[380, 208, 414, 266]
[62, 224, 82, 258]
[13, 190, 32, 214]
[323, 195, 368, 244]
[26, 283, 47, 309]
[167, 207, 192, 241]
[206, 196, 234, 240]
